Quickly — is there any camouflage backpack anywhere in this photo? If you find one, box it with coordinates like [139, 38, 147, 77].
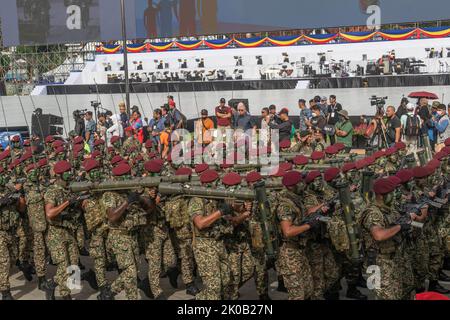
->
[327, 212, 350, 253]
[164, 195, 190, 228]
[83, 195, 107, 233]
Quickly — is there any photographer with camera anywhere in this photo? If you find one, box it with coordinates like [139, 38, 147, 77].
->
[326, 95, 342, 145]
[73, 110, 86, 139]
[381, 106, 402, 146]
[85, 111, 96, 151]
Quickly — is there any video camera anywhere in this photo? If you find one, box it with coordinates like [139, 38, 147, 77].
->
[370, 95, 388, 115]
[91, 101, 101, 108]
[73, 109, 88, 120]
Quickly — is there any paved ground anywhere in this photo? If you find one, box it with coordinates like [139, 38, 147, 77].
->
[7, 255, 450, 300]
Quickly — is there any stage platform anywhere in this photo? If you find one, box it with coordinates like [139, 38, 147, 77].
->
[46, 73, 450, 95]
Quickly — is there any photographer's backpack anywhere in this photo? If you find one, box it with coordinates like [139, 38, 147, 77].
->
[404, 114, 420, 137]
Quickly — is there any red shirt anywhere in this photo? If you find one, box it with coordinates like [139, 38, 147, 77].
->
[215, 106, 232, 127]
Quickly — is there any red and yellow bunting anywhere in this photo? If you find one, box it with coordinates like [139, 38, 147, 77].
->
[378, 29, 418, 40]
[203, 39, 233, 49]
[102, 45, 121, 54]
[339, 32, 377, 42]
[148, 42, 174, 51]
[234, 37, 268, 48]
[127, 44, 146, 53]
[303, 34, 338, 44]
[175, 40, 203, 50]
[267, 36, 302, 46]
[419, 28, 450, 38]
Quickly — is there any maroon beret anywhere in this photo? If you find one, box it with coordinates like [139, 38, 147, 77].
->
[373, 178, 397, 195]
[91, 150, 101, 159]
[73, 144, 84, 155]
[144, 160, 162, 173]
[293, 155, 309, 166]
[0, 150, 11, 161]
[305, 170, 322, 184]
[112, 163, 131, 176]
[8, 159, 22, 171]
[324, 167, 340, 182]
[52, 140, 64, 148]
[25, 163, 36, 173]
[246, 171, 262, 183]
[310, 151, 325, 161]
[444, 138, 450, 147]
[127, 146, 137, 153]
[145, 140, 153, 148]
[83, 159, 100, 172]
[134, 154, 144, 163]
[387, 176, 402, 187]
[355, 159, 366, 170]
[200, 169, 219, 184]
[175, 167, 193, 176]
[73, 136, 84, 145]
[45, 135, 55, 143]
[94, 139, 105, 147]
[282, 170, 302, 187]
[395, 142, 407, 150]
[222, 172, 242, 186]
[413, 166, 432, 179]
[365, 156, 375, 166]
[107, 146, 115, 154]
[279, 140, 291, 149]
[373, 150, 386, 159]
[37, 158, 48, 168]
[20, 152, 33, 162]
[385, 147, 397, 156]
[54, 146, 65, 155]
[334, 143, 346, 152]
[153, 158, 164, 166]
[395, 169, 414, 184]
[434, 151, 447, 161]
[442, 146, 450, 155]
[324, 145, 338, 155]
[111, 155, 123, 165]
[280, 162, 293, 172]
[110, 136, 120, 144]
[428, 159, 441, 169]
[342, 162, 356, 173]
[54, 160, 71, 174]
[195, 163, 209, 174]
[11, 135, 20, 142]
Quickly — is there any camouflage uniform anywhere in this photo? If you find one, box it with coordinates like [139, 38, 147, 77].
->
[189, 197, 233, 300]
[83, 193, 109, 288]
[303, 190, 340, 299]
[276, 190, 314, 300]
[164, 195, 195, 286]
[0, 190, 20, 293]
[225, 202, 255, 300]
[23, 182, 48, 278]
[122, 137, 141, 156]
[102, 191, 145, 300]
[361, 203, 403, 300]
[44, 184, 80, 298]
[141, 190, 177, 298]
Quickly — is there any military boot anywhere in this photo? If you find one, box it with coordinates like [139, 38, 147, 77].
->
[18, 261, 33, 281]
[166, 267, 179, 289]
[185, 282, 199, 296]
[81, 269, 99, 291]
[428, 280, 450, 294]
[155, 293, 167, 300]
[38, 276, 49, 291]
[276, 276, 287, 293]
[137, 277, 154, 299]
[258, 293, 271, 300]
[78, 260, 86, 271]
[79, 247, 90, 257]
[97, 285, 115, 300]
[1, 290, 14, 300]
[346, 285, 367, 300]
[42, 279, 57, 300]
[438, 271, 450, 283]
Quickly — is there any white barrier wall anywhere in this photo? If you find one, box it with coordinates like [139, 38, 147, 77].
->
[1, 85, 449, 131]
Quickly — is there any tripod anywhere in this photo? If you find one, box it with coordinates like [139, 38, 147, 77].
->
[369, 117, 389, 149]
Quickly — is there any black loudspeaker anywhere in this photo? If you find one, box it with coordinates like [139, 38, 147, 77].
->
[228, 99, 249, 111]
[32, 113, 64, 138]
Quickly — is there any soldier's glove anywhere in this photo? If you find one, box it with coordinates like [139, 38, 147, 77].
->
[127, 192, 140, 205]
[218, 202, 234, 217]
[304, 212, 322, 229]
[395, 215, 412, 232]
